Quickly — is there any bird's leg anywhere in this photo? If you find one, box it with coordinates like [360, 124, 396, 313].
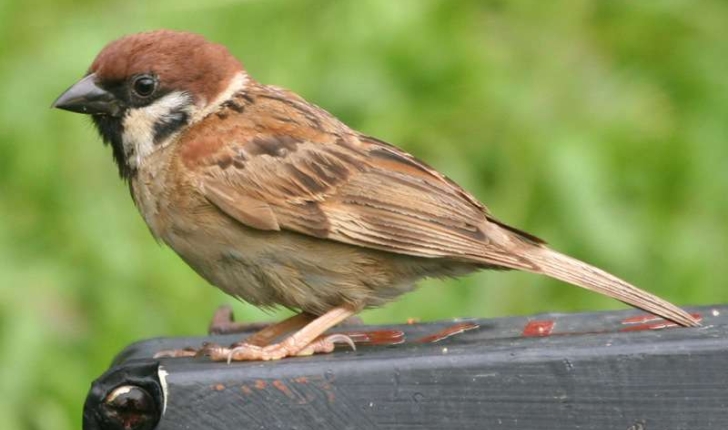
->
[155, 308, 363, 359]
[153, 312, 316, 359]
[205, 305, 358, 362]
[209, 305, 365, 335]
[207, 305, 317, 341]
[237, 312, 316, 347]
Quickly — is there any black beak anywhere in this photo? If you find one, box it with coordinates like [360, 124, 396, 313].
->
[52, 73, 122, 117]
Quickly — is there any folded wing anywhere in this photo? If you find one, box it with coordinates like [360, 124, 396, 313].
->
[200, 132, 536, 268]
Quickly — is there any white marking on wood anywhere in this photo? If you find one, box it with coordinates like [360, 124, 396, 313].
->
[158, 366, 169, 415]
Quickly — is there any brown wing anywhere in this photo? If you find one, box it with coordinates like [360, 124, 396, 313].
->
[182, 88, 539, 268]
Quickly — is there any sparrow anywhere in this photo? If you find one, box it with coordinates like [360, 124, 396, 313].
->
[53, 30, 699, 361]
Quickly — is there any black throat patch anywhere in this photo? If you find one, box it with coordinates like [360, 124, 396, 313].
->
[92, 115, 133, 180]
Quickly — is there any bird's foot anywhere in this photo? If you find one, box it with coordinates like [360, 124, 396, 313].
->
[155, 305, 360, 361]
[200, 333, 356, 363]
[152, 328, 404, 360]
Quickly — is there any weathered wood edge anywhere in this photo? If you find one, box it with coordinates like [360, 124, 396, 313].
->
[84, 305, 728, 430]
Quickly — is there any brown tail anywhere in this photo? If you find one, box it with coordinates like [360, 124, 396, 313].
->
[518, 247, 699, 327]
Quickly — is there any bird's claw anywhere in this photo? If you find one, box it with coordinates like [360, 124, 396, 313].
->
[202, 333, 357, 363]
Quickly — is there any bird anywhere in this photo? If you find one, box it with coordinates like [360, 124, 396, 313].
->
[52, 30, 699, 361]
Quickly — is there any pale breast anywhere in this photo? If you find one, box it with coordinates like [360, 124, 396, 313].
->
[129, 146, 179, 241]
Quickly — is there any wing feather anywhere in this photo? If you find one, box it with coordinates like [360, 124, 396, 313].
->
[186, 99, 538, 267]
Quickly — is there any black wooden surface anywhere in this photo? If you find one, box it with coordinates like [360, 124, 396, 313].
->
[84, 305, 728, 430]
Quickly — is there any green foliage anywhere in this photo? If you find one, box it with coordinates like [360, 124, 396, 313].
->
[1, 1, 726, 428]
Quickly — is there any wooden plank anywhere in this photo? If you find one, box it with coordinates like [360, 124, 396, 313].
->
[83, 305, 728, 430]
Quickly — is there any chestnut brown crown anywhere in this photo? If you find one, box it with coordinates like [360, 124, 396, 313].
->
[90, 30, 245, 105]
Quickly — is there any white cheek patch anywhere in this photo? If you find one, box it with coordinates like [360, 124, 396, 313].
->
[122, 91, 192, 168]
[120, 72, 249, 170]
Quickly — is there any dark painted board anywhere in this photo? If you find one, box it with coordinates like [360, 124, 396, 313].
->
[84, 305, 728, 430]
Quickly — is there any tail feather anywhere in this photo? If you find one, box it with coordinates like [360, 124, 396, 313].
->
[519, 247, 699, 327]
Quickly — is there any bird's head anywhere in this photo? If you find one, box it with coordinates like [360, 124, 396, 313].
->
[53, 30, 247, 179]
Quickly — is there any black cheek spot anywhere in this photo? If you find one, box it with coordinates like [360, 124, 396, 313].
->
[153, 111, 189, 145]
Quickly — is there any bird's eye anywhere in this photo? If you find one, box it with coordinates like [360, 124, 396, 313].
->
[132, 75, 157, 97]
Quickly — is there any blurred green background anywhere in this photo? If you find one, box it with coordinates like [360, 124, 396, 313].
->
[1, 0, 727, 428]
